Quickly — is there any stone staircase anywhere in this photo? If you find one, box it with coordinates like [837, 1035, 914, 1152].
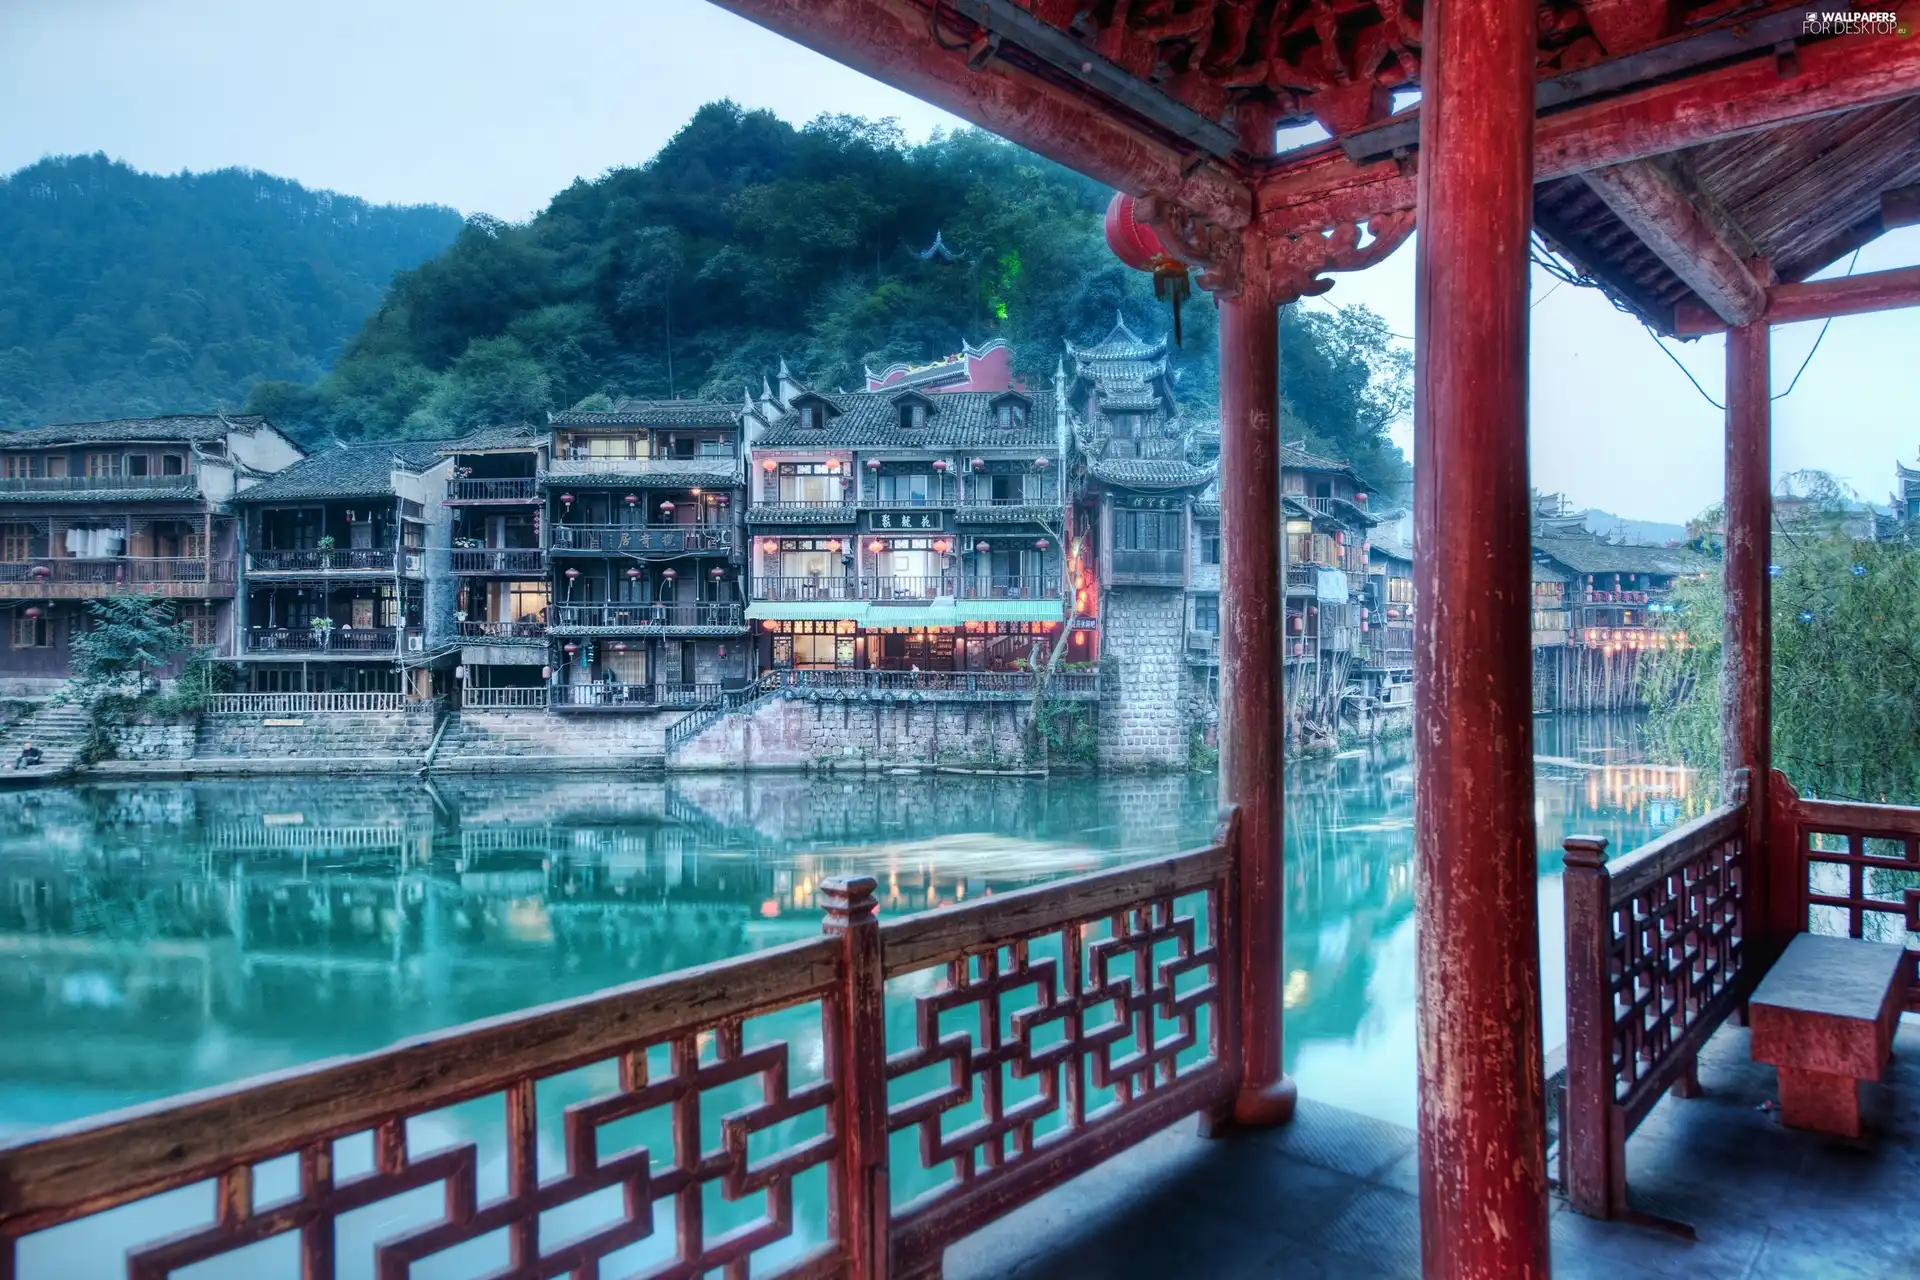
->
[0, 697, 96, 778]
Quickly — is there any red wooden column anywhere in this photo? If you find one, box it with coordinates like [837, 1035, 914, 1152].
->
[1411, 0, 1551, 1269]
[1217, 266, 1295, 1125]
[1722, 322, 1776, 932]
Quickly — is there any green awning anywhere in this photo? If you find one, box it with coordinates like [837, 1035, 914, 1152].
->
[958, 599, 1066, 623]
[745, 602, 870, 623]
[868, 603, 960, 627]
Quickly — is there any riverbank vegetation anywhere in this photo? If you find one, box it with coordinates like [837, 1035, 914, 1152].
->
[1641, 476, 1920, 802]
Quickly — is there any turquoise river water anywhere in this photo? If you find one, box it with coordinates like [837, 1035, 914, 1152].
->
[0, 715, 1701, 1277]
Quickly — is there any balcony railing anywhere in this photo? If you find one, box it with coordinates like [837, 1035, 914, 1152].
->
[549, 681, 728, 710]
[550, 524, 735, 554]
[548, 456, 744, 482]
[0, 829, 1235, 1280]
[771, 667, 1101, 700]
[1572, 589, 1652, 605]
[1285, 563, 1317, 590]
[457, 620, 547, 641]
[1110, 548, 1185, 580]
[753, 576, 858, 601]
[0, 557, 234, 597]
[462, 685, 550, 709]
[205, 692, 436, 714]
[0, 473, 196, 494]
[549, 602, 744, 631]
[247, 548, 398, 574]
[955, 574, 1062, 600]
[959, 489, 1063, 507]
[243, 626, 420, 654]
[862, 575, 953, 601]
[450, 547, 548, 575]
[447, 477, 539, 503]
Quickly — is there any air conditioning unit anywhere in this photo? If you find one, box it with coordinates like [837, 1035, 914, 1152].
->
[407, 634, 424, 652]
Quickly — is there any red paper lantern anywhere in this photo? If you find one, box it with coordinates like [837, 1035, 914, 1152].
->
[560, 493, 575, 506]
[709, 566, 724, 579]
[762, 620, 778, 631]
[28, 565, 48, 578]
[661, 568, 677, 580]
[542, 665, 553, 679]
[828, 539, 843, 553]
[932, 459, 948, 472]
[563, 643, 580, 655]
[761, 539, 778, 553]
[1034, 539, 1050, 551]
[761, 458, 777, 472]
[933, 539, 951, 555]
[826, 459, 841, 472]
[613, 642, 628, 652]
[23, 607, 40, 619]
[564, 568, 580, 580]
[627, 568, 641, 580]
[975, 541, 990, 553]
[1033, 457, 1050, 469]
[866, 458, 882, 471]
[970, 457, 986, 471]
[1104, 192, 1192, 344]
[869, 540, 887, 553]
[657, 499, 673, 513]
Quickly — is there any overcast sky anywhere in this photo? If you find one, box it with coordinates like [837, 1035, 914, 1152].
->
[3, 0, 1915, 524]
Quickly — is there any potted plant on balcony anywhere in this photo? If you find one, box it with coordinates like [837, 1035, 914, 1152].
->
[316, 536, 335, 550]
[310, 616, 335, 649]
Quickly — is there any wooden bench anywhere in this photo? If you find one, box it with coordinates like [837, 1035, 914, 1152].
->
[1749, 933, 1908, 1137]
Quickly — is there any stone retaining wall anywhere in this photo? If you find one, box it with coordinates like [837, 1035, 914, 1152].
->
[433, 709, 680, 770]
[672, 696, 1038, 771]
[1099, 588, 1190, 769]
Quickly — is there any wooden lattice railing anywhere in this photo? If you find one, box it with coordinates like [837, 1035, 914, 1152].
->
[1767, 768, 1920, 1012]
[1559, 772, 1751, 1223]
[0, 825, 1238, 1279]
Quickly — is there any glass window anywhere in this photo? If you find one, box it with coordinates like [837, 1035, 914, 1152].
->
[162, 454, 186, 476]
[878, 473, 933, 505]
[778, 464, 842, 504]
[11, 614, 50, 648]
[1194, 596, 1219, 632]
[1197, 523, 1220, 565]
[85, 453, 121, 478]
[126, 454, 150, 477]
[1, 525, 34, 561]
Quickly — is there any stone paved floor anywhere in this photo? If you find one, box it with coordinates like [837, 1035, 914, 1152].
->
[945, 1022, 1920, 1278]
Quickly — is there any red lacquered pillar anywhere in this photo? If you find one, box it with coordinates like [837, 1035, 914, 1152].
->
[1218, 269, 1295, 1125]
[1411, 0, 1552, 1269]
[1722, 322, 1775, 929]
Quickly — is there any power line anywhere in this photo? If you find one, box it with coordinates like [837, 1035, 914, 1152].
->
[1771, 248, 1860, 402]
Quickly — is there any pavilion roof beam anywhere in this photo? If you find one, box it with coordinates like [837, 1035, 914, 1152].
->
[1257, 32, 1920, 231]
[706, 0, 1250, 229]
[1338, 3, 1816, 167]
[1578, 155, 1768, 327]
[1674, 264, 1920, 335]
[1774, 182, 1920, 283]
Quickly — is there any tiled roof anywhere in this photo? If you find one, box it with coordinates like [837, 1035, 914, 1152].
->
[954, 504, 1065, 525]
[546, 463, 740, 489]
[0, 483, 205, 505]
[551, 399, 740, 427]
[744, 505, 859, 526]
[755, 389, 1057, 450]
[1532, 534, 1698, 576]
[1086, 458, 1214, 491]
[0, 414, 273, 448]
[235, 440, 453, 503]
[1192, 500, 1220, 519]
[1065, 318, 1167, 364]
[1280, 444, 1361, 479]
[440, 423, 542, 454]
[1097, 383, 1162, 412]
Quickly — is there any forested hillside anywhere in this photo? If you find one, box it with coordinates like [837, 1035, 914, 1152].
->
[0, 155, 462, 429]
[251, 102, 1412, 495]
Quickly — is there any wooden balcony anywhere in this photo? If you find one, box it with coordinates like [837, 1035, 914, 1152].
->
[0, 557, 234, 600]
[548, 455, 744, 483]
[446, 476, 540, 504]
[548, 602, 745, 633]
[1108, 548, 1185, 586]
[549, 680, 732, 711]
[460, 685, 549, 710]
[205, 692, 438, 714]
[550, 523, 735, 555]
[242, 626, 424, 656]
[456, 620, 547, 643]
[246, 548, 408, 576]
[0, 473, 197, 496]
[450, 547, 548, 575]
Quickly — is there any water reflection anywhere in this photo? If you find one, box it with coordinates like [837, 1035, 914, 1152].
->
[0, 718, 1699, 1276]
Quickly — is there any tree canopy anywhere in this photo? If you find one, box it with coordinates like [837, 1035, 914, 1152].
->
[1641, 476, 1920, 803]
[0, 155, 463, 429]
[250, 102, 1413, 496]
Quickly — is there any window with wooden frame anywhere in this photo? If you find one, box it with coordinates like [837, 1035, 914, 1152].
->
[1, 525, 36, 562]
[176, 606, 217, 647]
[85, 453, 121, 478]
[11, 614, 50, 648]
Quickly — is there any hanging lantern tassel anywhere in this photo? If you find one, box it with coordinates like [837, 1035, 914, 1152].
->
[1152, 260, 1191, 346]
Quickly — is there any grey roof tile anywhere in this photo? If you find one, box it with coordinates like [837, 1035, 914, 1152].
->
[551, 399, 741, 427]
[0, 414, 273, 448]
[235, 440, 453, 503]
[755, 389, 1056, 451]
[1087, 458, 1214, 491]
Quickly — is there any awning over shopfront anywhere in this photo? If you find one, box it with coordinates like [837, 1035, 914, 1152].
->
[867, 603, 960, 628]
[958, 600, 1067, 624]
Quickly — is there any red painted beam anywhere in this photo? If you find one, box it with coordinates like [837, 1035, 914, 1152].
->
[1580, 159, 1767, 327]
[1258, 32, 1920, 231]
[1411, 0, 1551, 1275]
[1216, 280, 1295, 1127]
[705, 0, 1250, 229]
[1675, 264, 1920, 335]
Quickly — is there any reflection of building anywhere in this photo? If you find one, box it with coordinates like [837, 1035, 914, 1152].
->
[0, 416, 304, 693]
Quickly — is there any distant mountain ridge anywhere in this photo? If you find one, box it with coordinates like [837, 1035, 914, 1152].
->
[1582, 508, 1686, 545]
[0, 154, 464, 431]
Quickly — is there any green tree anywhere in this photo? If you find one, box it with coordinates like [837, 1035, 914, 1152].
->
[67, 598, 190, 693]
[1642, 476, 1920, 802]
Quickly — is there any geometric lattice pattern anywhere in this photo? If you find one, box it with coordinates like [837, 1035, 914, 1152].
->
[1799, 811, 1920, 1011]
[1603, 828, 1746, 1105]
[883, 886, 1225, 1225]
[14, 1013, 837, 1280]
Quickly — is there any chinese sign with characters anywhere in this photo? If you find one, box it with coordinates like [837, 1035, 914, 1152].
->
[866, 511, 944, 531]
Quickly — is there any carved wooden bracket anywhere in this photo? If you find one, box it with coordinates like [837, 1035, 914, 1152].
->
[1139, 196, 1416, 305]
